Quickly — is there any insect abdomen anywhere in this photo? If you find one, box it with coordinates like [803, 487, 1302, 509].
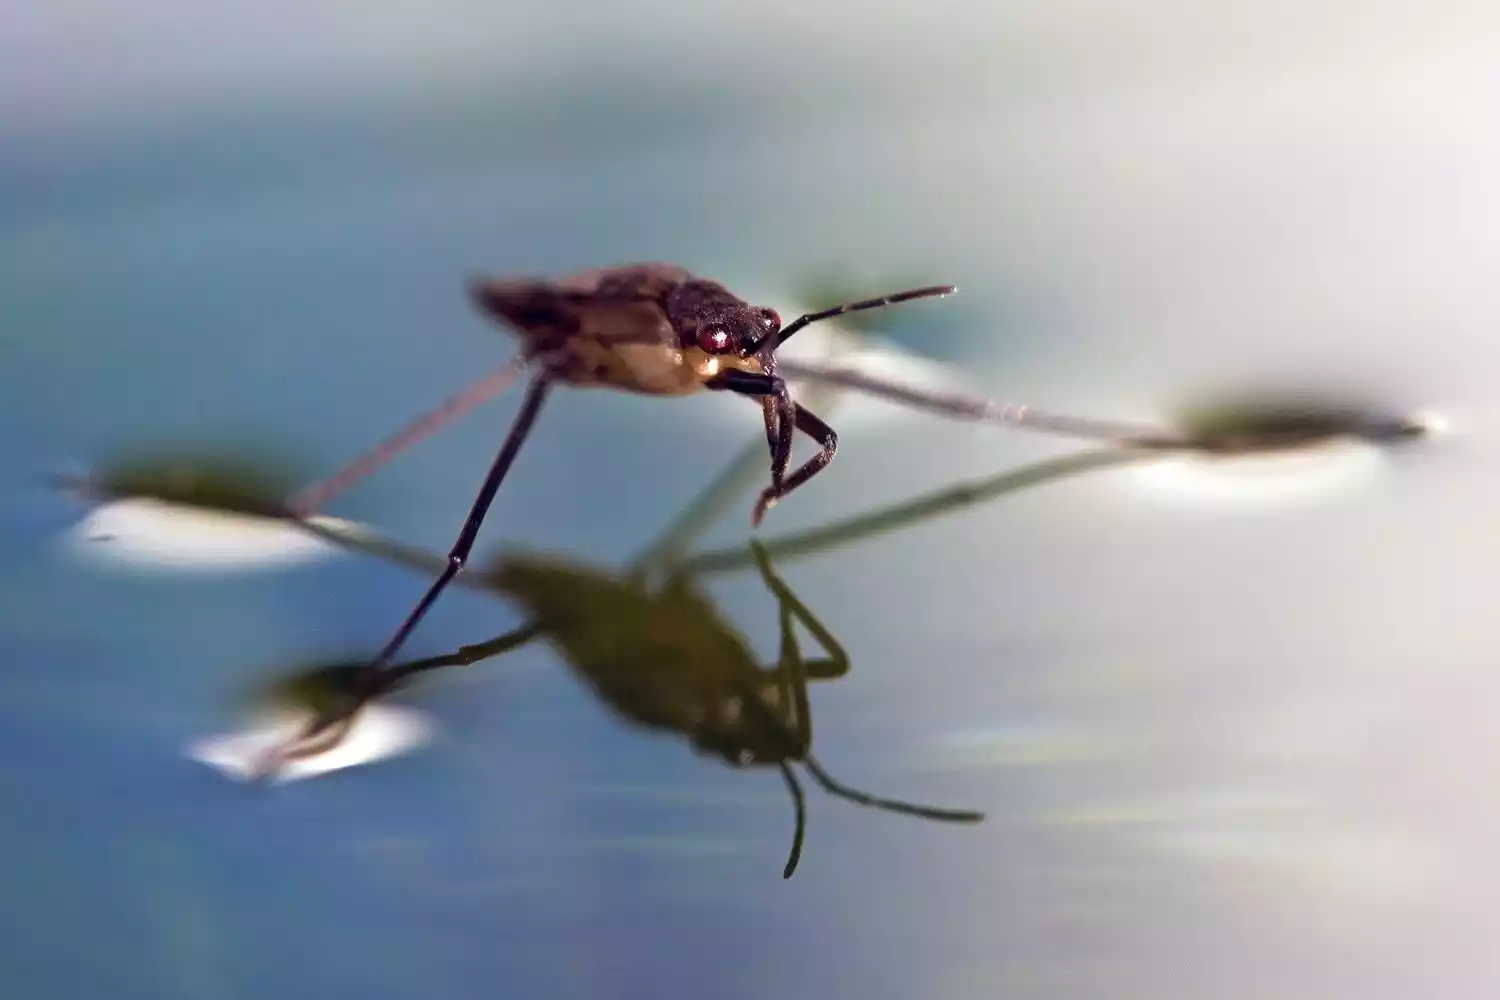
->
[553, 342, 766, 396]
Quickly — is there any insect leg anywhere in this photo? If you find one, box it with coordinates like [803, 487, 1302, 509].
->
[760, 395, 784, 485]
[705, 369, 799, 525]
[778, 762, 808, 879]
[261, 374, 555, 774]
[357, 374, 552, 673]
[759, 355, 797, 499]
[768, 396, 796, 499]
[772, 359, 1188, 448]
[800, 752, 985, 824]
[750, 404, 838, 527]
[286, 355, 528, 517]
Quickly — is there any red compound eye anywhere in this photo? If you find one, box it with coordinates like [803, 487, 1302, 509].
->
[696, 324, 733, 354]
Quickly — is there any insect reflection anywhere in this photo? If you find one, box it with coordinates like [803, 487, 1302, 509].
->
[261, 444, 1148, 875]
[480, 540, 980, 877]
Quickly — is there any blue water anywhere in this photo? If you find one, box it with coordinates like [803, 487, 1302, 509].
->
[5, 61, 1495, 1000]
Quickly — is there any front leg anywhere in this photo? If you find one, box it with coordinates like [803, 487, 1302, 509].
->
[760, 394, 785, 489]
[758, 355, 796, 501]
[757, 404, 838, 525]
[706, 371, 839, 525]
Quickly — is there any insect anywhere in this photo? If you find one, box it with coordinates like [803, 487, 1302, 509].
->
[464, 262, 956, 529]
[322, 262, 1185, 719]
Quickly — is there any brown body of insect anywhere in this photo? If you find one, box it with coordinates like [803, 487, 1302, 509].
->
[470, 262, 772, 396]
[468, 262, 955, 529]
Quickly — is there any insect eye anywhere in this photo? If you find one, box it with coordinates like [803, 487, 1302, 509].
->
[755, 308, 781, 333]
[696, 324, 735, 354]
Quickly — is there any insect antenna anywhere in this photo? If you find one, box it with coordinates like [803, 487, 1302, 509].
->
[799, 753, 985, 824]
[744, 284, 958, 355]
[778, 762, 808, 879]
[286, 355, 528, 517]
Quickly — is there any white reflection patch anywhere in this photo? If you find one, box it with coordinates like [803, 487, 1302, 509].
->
[1240, 697, 1393, 762]
[1038, 788, 1316, 828]
[185, 704, 435, 784]
[1119, 436, 1389, 510]
[1152, 824, 1441, 907]
[64, 497, 361, 572]
[1041, 788, 1445, 909]
[924, 723, 1118, 768]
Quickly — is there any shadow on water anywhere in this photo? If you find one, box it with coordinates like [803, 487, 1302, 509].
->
[61, 387, 1428, 876]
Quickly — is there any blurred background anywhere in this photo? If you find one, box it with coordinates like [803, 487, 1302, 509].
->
[4, 1, 1500, 997]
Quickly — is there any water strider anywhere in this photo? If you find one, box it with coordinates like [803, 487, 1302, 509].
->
[57, 276, 1434, 811]
[299, 262, 1194, 752]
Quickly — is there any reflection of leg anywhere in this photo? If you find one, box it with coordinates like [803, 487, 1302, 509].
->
[747, 539, 982, 872]
[263, 376, 555, 776]
[388, 620, 547, 685]
[769, 614, 816, 879]
[678, 448, 1147, 579]
[355, 374, 554, 680]
[756, 540, 818, 759]
[751, 539, 985, 827]
[773, 574, 807, 747]
[757, 540, 815, 878]
[751, 539, 848, 682]
[800, 754, 985, 823]
[778, 763, 808, 879]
